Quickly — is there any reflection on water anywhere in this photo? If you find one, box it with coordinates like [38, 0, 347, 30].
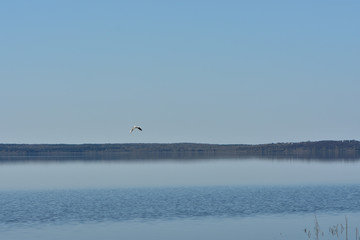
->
[1, 185, 360, 225]
[1, 186, 360, 240]
[1, 158, 360, 240]
[2, 214, 360, 240]
[0, 158, 360, 190]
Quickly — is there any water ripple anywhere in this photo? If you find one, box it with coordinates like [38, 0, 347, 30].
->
[1, 185, 360, 226]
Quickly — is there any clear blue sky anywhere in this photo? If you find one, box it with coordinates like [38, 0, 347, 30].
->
[1, 0, 359, 144]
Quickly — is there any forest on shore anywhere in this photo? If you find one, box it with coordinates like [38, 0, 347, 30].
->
[0, 140, 359, 161]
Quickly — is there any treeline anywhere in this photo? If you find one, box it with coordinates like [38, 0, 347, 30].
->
[0, 140, 359, 161]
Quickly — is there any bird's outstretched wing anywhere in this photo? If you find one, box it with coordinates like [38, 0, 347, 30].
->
[130, 125, 142, 133]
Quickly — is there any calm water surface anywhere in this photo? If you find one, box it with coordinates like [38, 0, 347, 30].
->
[1, 158, 360, 240]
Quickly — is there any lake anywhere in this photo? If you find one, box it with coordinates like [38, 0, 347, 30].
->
[1, 158, 360, 239]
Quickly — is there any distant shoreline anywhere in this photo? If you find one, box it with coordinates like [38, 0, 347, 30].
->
[0, 140, 359, 161]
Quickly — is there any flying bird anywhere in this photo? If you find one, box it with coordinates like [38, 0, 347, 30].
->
[130, 125, 142, 133]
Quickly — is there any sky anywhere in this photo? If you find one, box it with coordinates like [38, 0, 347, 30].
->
[1, 0, 359, 144]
